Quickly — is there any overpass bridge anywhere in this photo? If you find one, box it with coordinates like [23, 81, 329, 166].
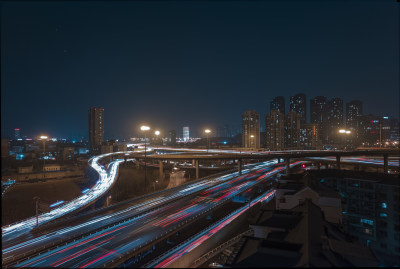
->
[121, 149, 399, 179]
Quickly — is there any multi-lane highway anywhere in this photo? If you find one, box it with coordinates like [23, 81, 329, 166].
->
[9, 160, 302, 268]
[2, 160, 279, 266]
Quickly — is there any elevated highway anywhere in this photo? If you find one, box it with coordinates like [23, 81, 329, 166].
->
[2, 148, 398, 267]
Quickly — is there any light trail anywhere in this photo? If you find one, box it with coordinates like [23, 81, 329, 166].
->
[13, 160, 291, 268]
[1, 151, 137, 240]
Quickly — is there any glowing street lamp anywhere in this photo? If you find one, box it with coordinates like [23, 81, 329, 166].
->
[250, 134, 255, 151]
[205, 129, 211, 152]
[140, 125, 150, 188]
[338, 129, 351, 150]
[40, 135, 48, 169]
[154, 130, 161, 149]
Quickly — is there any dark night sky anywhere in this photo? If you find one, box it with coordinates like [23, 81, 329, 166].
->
[1, 0, 398, 140]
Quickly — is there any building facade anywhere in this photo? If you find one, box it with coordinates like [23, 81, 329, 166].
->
[265, 109, 284, 151]
[89, 107, 104, 155]
[346, 100, 363, 147]
[327, 98, 344, 146]
[14, 128, 20, 140]
[290, 93, 307, 124]
[242, 110, 260, 149]
[300, 123, 321, 149]
[183, 127, 189, 141]
[270, 96, 285, 115]
[321, 175, 400, 266]
[310, 96, 327, 143]
[284, 111, 301, 149]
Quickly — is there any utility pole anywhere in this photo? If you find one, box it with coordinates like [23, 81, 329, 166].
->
[33, 196, 40, 227]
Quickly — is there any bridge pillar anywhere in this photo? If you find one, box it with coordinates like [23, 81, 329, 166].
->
[159, 160, 164, 179]
[136, 158, 140, 167]
[195, 160, 199, 179]
[336, 155, 341, 169]
[192, 159, 195, 166]
[238, 159, 242, 175]
[286, 158, 290, 175]
[383, 154, 388, 174]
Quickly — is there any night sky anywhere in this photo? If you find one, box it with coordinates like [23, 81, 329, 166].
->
[1, 1, 398, 140]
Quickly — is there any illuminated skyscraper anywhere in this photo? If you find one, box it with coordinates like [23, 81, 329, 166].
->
[89, 107, 104, 154]
[183, 127, 189, 141]
[284, 111, 301, 149]
[346, 100, 363, 130]
[327, 98, 344, 145]
[346, 100, 363, 147]
[290, 93, 307, 124]
[270, 96, 285, 115]
[14, 128, 20, 140]
[310, 96, 327, 142]
[242, 110, 260, 149]
[265, 110, 284, 151]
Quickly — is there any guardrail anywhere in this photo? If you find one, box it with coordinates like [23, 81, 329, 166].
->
[192, 228, 254, 267]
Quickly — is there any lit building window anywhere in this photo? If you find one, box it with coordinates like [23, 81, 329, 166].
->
[382, 203, 387, 208]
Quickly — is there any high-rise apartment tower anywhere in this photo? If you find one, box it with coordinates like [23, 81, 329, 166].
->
[89, 107, 104, 154]
[242, 110, 260, 149]
[290, 93, 307, 124]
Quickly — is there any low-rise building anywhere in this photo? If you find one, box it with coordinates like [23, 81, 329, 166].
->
[18, 165, 33, 174]
[228, 199, 379, 267]
[275, 174, 342, 224]
[43, 164, 61, 172]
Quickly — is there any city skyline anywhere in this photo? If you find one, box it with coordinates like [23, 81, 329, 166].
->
[1, 1, 398, 139]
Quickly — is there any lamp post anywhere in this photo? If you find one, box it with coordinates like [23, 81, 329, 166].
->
[154, 130, 160, 150]
[250, 135, 254, 151]
[338, 129, 351, 150]
[40, 136, 48, 170]
[205, 129, 211, 153]
[140, 125, 150, 189]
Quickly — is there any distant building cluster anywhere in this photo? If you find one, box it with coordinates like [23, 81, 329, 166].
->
[242, 94, 399, 150]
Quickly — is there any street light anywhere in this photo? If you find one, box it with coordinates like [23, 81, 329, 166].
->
[338, 129, 351, 150]
[40, 135, 48, 170]
[250, 135, 254, 151]
[140, 125, 150, 189]
[154, 130, 160, 149]
[205, 129, 211, 152]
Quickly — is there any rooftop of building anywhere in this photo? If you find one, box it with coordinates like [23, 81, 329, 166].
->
[277, 172, 341, 199]
[309, 169, 400, 187]
[230, 199, 379, 267]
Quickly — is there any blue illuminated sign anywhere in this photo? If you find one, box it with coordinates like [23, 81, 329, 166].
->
[360, 218, 374, 226]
